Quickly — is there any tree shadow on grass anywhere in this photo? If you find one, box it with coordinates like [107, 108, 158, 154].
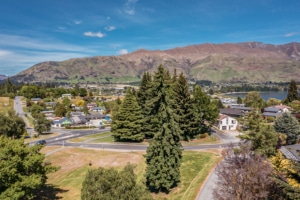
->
[33, 184, 68, 200]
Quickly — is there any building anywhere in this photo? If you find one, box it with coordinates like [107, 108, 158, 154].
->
[217, 114, 239, 131]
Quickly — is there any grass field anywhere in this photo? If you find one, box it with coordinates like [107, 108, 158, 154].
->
[68, 132, 219, 145]
[0, 97, 13, 114]
[44, 147, 221, 200]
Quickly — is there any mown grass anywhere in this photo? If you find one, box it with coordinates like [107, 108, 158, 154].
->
[68, 132, 113, 142]
[45, 147, 221, 200]
[0, 97, 13, 114]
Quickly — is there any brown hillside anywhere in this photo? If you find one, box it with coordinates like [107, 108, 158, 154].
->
[12, 42, 300, 83]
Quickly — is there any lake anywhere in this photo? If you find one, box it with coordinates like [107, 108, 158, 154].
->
[225, 91, 288, 101]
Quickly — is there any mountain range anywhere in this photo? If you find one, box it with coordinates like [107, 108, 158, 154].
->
[11, 42, 300, 84]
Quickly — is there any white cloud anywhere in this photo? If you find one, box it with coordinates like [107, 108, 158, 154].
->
[83, 31, 105, 38]
[74, 20, 82, 25]
[0, 50, 12, 57]
[117, 49, 129, 55]
[0, 34, 89, 52]
[124, 0, 139, 15]
[58, 26, 66, 30]
[105, 26, 116, 31]
[284, 32, 298, 37]
[107, 16, 111, 20]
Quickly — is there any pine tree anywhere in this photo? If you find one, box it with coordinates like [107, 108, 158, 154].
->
[111, 88, 144, 142]
[274, 112, 300, 145]
[137, 72, 152, 111]
[144, 65, 183, 192]
[137, 72, 154, 138]
[240, 109, 278, 157]
[192, 85, 219, 134]
[285, 79, 299, 103]
[173, 72, 198, 141]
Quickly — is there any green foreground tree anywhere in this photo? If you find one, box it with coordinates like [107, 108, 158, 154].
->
[0, 110, 25, 138]
[0, 136, 57, 199]
[173, 72, 198, 141]
[239, 109, 278, 157]
[81, 164, 152, 200]
[274, 112, 300, 145]
[111, 88, 144, 142]
[144, 65, 183, 192]
[193, 85, 219, 134]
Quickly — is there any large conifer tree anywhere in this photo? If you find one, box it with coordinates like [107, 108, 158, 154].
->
[173, 72, 198, 141]
[285, 79, 299, 104]
[144, 65, 183, 192]
[111, 88, 144, 142]
[192, 85, 219, 134]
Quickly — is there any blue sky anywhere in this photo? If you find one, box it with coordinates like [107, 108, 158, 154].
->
[1, 0, 300, 76]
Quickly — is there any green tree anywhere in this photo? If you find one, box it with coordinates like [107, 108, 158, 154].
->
[137, 72, 152, 108]
[193, 85, 219, 134]
[173, 72, 198, 141]
[237, 96, 243, 104]
[0, 111, 25, 138]
[267, 98, 282, 107]
[34, 114, 51, 136]
[79, 88, 88, 97]
[240, 109, 278, 157]
[0, 136, 57, 199]
[244, 91, 264, 108]
[284, 79, 299, 104]
[81, 164, 152, 200]
[274, 112, 300, 145]
[55, 103, 67, 117]
[144, 65, 183, 192]
[4, 77, 14, 94]
[30, 104, 44, 118]
[111, 88, 144, 142]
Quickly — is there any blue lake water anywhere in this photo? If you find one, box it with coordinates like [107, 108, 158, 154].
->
[225, 91, 288, 101]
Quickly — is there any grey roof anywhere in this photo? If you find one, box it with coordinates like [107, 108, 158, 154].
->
[230, 106, 251, 111]
[262, 112, 281, 117]
[220, 108, 245, 117]
[263, 107, 281, 113]
[85, 114, 107, 120]
[280, 145, 300, 162]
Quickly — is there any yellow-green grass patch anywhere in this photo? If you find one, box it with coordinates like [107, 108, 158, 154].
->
[0, 97, 13, 114]
[46, 148, 220, 199]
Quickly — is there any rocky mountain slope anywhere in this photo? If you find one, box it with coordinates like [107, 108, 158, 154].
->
[12, 42, 300, 83]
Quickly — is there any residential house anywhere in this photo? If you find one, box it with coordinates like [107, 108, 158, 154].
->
[262, 105, 290, 118]
[217, 114, 238, 131]
[52, 117, 73, 128]
[31, 98, 42, 104]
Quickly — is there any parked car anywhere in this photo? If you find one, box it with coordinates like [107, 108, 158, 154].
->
[36, 140, 46, 145]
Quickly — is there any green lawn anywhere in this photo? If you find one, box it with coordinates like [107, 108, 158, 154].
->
[68, 132, 113, 142]
[45, 147, 221, 200]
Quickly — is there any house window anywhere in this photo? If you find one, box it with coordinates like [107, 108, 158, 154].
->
[226, 118, 228, 125]
[220, 121, 222, 125]
[232, 120, 236, 124]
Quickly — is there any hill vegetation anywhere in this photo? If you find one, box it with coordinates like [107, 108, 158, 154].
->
[11, 42, 300, 84]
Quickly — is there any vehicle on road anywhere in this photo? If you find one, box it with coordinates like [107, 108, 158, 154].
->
[36, 140, 46, 145]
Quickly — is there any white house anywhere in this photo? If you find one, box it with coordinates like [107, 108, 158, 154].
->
[217, 114, 238, 131]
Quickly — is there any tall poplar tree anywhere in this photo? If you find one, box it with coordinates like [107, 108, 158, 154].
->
[144, 65, 183, 192]
[173, 72, 198, 141]
[111, 88, 144, 142]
